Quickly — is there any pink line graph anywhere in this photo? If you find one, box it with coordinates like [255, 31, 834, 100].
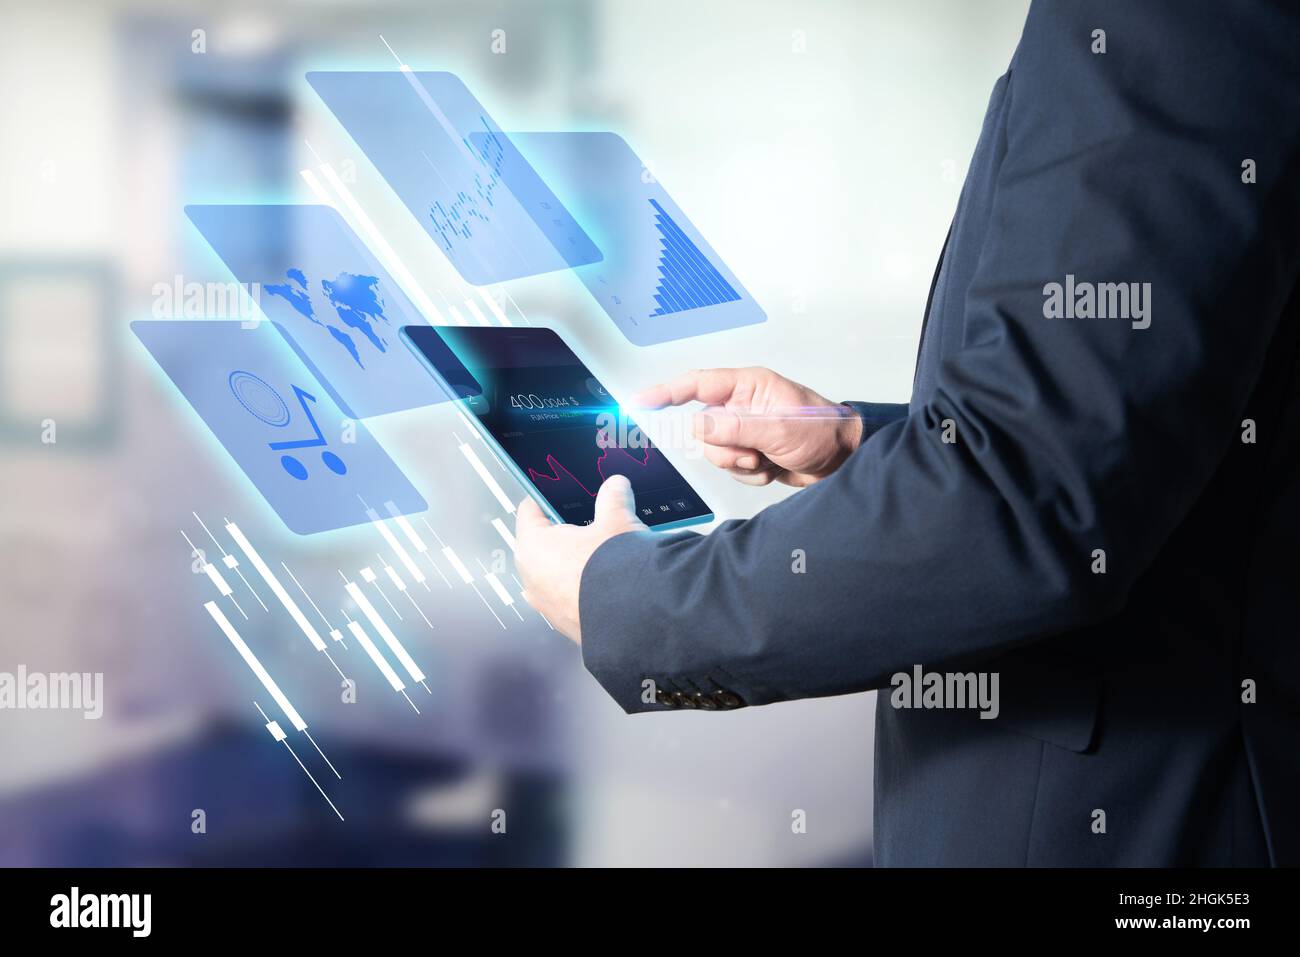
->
[527, 443, 657, 499]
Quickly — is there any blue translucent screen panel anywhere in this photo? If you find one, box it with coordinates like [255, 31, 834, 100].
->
[476, 132, 765, 346]
[132, 320, 427, 535]
[306, 71, 602, 286]
[186, 204, 478, 420]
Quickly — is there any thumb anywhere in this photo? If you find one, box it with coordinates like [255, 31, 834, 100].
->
[515, 495, 552, 536]
[594, 474, 639, 526]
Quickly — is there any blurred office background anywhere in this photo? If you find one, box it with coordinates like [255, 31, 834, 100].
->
[0, 0, 1027, 866]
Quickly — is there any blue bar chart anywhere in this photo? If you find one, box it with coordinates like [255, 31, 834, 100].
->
[482, 132, 764, 345]
[648, 199, 742, 316]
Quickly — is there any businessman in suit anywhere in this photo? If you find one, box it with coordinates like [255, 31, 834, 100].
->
[514, 0, 1300, 866]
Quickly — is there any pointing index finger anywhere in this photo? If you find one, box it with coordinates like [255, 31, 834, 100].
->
[631, 368, 740, 409]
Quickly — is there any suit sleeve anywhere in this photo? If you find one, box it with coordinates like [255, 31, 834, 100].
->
[578, 0, 1300, 713]
[842, 401, 909, 443]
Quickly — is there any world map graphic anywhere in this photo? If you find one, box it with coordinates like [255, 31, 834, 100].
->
[264, 268, 391, 369]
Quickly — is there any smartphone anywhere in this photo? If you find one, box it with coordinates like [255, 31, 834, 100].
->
[402, 325, 714, 530]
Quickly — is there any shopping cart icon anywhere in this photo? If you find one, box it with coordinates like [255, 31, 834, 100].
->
[228, 370, 348, 481]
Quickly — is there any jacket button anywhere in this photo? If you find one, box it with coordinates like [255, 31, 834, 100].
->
[674, 691, 698, 708]
[655, 690, 678, 708]
[694, 692, 718, 710]
[711, 690, 744, 709]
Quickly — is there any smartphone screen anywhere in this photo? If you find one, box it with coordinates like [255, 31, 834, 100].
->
[403, 326, 713, 529]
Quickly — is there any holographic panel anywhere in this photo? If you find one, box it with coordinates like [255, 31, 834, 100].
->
[186, 204, 476, 420]
[306, 71, 602, 285]
[476, 132, 766, 346]
[132, 320, 426, 535]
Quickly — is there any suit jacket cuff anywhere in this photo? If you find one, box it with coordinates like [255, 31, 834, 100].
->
[579, 529, 750, 715]
[840, 401, 909, 442]
[580, 530, 674, 713]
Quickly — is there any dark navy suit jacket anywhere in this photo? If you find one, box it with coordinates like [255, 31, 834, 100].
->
[578, 0, 1300, 866]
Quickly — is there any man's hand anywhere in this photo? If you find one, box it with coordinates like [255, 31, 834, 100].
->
[633, 367, 863, 487]
[514, 475, 646, 643]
